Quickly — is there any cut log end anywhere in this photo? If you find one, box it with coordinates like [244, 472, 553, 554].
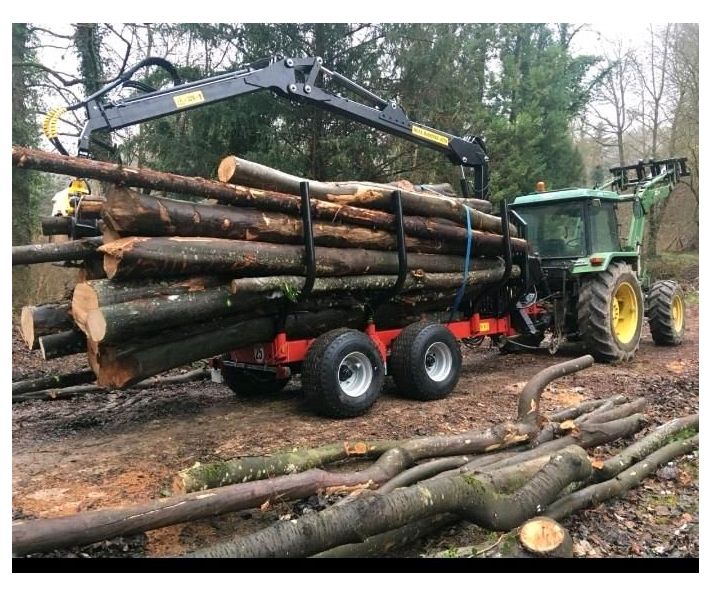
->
[20, 306, 35, 349]
[217, 156, 238, 184]
[518, 517, 572, 557]
[86, 309, 108, 343]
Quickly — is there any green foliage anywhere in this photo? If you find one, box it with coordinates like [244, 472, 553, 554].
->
[12, 23, 44, 245]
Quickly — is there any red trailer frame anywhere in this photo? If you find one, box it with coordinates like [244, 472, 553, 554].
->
[224, 312, 517, 378]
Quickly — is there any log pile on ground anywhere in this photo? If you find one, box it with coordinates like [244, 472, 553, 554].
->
[11, 358, 699, 557]
[12, 145, 522, 388]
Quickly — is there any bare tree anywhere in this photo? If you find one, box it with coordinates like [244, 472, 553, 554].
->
[586, 41, 638, 166]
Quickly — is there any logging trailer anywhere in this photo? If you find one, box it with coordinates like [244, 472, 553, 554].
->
[42, 54, 689, 417]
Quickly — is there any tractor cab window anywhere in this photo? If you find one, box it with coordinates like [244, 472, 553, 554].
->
[589, 200, 621, 253]
[514, 202, 586, 258]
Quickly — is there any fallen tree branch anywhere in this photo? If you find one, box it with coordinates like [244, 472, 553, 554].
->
[184, 446, 592, 558]
[12, 368, 210, 403]
[12, 370, 96, 395]
[545, 434, 699, 521]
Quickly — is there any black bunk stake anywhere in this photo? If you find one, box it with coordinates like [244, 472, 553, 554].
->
[389, 190, 408, 297]
[300, 181, 316, 300]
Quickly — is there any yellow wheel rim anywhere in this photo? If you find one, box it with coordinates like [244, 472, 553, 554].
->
[672, 294, 684, 333]
[611, 282, 639, 344]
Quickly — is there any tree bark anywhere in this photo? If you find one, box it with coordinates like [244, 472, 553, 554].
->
[229, 266, 519, 297]
[12, 237, 102, 266]
[216, 155, 503, 231]
[41, 217, 73, 236]
[12, 368, 209, 403]
[39, 329, 86, 360]
[185, 447, 591, 558]
[85, 285, 265, 344]
[20, 303, 73, 350]
[12, 147, 515, 241]
[99, 236, 476, 281]
[314, 514, 458, 558]
[545, 434, 699, 521]
[12, 370, 96, 395]
[175, 440, 401, 493]
[102, 188, 498, 257]
[71, 277, 220, 332]
[12, 369, 96, 395]
[591, 414, 698, 481]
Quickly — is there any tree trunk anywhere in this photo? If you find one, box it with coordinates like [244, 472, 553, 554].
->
[12, 237, 102, 266]
[41, 217, 73, 236]
[217, 155, 501, 230]
[12, 147, 514, 238]
[103, 188, 502, 257]
[229, 266, 518, 297]
[72, 276, 222, 332]
[20, 303, 73, 350]
[86, 285, 265, 344]
[12, 369, 96, 395]
[39, 329, 86, 360]
[99, 236, 475, 281]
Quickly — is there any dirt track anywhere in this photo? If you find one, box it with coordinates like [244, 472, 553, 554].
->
[12, 305, 699, 558]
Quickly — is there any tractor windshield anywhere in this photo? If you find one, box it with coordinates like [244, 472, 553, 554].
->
[513, 202, 586, 259]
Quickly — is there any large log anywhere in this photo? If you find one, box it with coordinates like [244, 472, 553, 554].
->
[39, 329, 86, 360]
[229, 266, 519, 296]
[99, 236, 480, 280]
[86, 285, 263, 344]
[40, 216, 72, 236]
[216, 155, 504, 231]
[72, 277, 221, 332]
[12, 237, 102, 266]
[19, 303, 73, 350]
[12, 147, 514, 239]
[102, 188, 493, 257]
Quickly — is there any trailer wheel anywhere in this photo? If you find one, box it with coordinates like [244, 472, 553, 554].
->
[302, 328, 384, 418]
[577, 261, 643, 363]
[390, 322, 462, 401]
[222, 365, 289, 398]
[647, 280, 685, 346]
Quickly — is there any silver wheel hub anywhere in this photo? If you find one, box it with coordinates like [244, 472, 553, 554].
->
[424, 342, 453, 382]
[337, 352, 373, 398]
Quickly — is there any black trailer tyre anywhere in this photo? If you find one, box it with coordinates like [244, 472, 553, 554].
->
[390, 322, 462, 401]
[222, 365, 289, 398]
[647, 280, 685, 346]
[577, 261, 644, 363]
[302, 328, 384, 418]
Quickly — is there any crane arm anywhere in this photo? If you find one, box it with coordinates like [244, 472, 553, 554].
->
[45, 54, 490, 198]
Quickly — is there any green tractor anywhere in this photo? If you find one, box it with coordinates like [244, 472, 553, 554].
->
[504, 157, 690, 362]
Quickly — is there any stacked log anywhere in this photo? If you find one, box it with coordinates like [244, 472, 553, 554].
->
[12, 146, 522, 389]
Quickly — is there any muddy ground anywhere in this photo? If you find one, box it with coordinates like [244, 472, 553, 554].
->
[12, 303, 699, 559]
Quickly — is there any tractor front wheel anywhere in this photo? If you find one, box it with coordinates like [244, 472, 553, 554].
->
[577, 262, 643, 363]
[647, 280, 686, 346]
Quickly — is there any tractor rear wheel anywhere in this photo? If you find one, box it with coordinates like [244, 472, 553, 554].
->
[577, 262, 643, 363]
[647, 280, 685, 346]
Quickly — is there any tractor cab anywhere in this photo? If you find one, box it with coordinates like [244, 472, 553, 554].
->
[511, 188, 624, 270]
